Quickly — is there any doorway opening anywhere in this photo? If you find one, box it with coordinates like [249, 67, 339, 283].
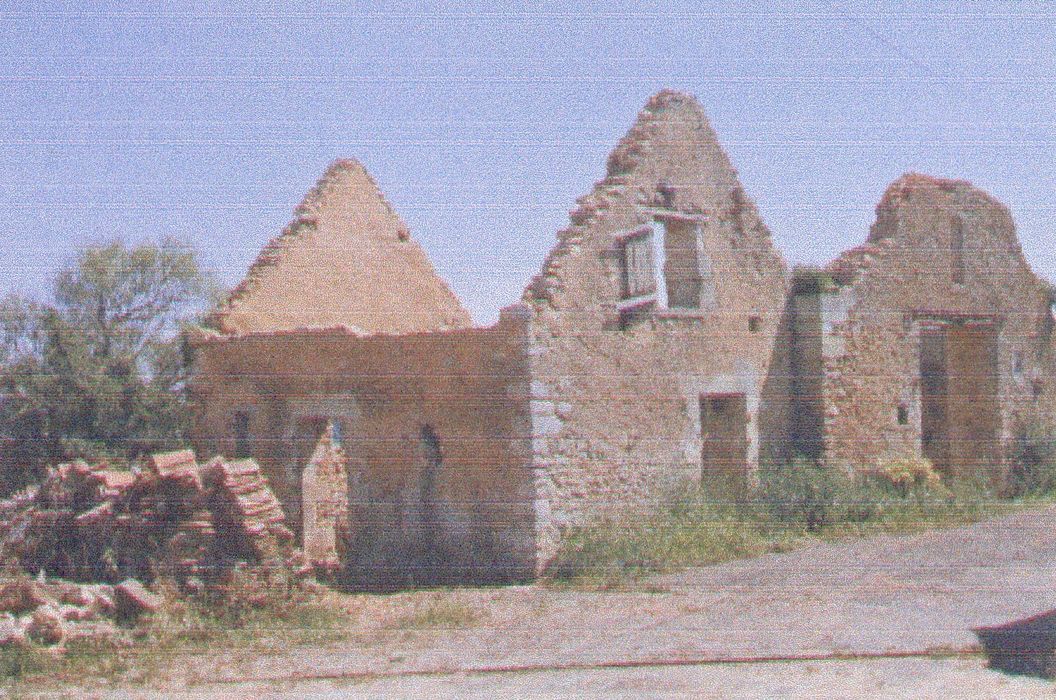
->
[919, 320, 999, 477]
[415, 425, 445, 585]
[700, 393, 749, 498]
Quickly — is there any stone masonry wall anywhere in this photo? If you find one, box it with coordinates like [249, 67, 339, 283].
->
[522, 90, 792, 566]
[300, 423, 349, 572]
[811, 174, 1056, 476]
[189, 313, 534, 588]
[188, 90, 1056, 584]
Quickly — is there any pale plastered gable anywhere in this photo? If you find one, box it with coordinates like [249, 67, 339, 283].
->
[210, 159, 472, 336]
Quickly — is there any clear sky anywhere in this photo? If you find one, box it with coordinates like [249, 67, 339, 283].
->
[0, 1, 1052, 325]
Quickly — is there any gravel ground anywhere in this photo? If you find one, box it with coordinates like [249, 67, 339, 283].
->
[32, 505, 1056, 698]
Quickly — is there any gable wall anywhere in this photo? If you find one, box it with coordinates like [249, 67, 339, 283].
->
[807, 176, 1056, 474]
[210, 160, 471, 336]
[521, 91, 792, 564]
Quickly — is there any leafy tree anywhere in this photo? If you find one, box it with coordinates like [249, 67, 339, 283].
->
[0, 238, 214, 493]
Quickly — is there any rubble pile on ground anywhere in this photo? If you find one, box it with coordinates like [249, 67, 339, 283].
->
[0, 450, 307, 585]
[0, 575, 163, 652]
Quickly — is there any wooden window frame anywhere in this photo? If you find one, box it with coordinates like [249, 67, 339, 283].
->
[619, 227, 657, 301]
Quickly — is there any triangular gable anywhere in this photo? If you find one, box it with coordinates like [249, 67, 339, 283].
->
[525, 89, 787, 307]
[210, 159, 472, 336]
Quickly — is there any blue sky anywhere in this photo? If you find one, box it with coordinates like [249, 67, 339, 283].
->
[0, 1, 1052, 324]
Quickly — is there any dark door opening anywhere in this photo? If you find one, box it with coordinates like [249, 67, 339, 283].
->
[416, 425, 444, 585]
[700, 393, 749, 498]
[920, 328, 949, 469]
[232, 411, 252, 459]
[919, 321, 999, 478]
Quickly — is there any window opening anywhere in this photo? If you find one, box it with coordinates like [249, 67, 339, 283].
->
[620, 230, 657, 301]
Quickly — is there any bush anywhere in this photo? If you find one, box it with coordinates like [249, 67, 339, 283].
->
[759, 456, 851, 532]
[0, 239, 215, 495]
[874, 455, 946, 500]
[1006, 419, 1056, 498]
[838, 476, 893, 524]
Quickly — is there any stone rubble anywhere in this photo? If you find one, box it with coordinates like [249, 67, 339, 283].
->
[0, 449, 314, 654]
[0, 573, 147, 656]
[113, 579, 162, 622]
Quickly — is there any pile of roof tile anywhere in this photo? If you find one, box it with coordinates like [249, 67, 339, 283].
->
[0, 450, 304, 584]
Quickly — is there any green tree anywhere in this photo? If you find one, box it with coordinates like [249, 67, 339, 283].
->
[0, 238, 214, 493]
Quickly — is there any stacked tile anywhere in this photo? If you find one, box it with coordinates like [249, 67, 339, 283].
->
[0, 450, 301, 584]
[144, 450, 202, 492]
[210, 458, 291, 553]
[92, 470, 137, 499]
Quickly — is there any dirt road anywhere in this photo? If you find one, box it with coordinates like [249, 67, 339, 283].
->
[47, 506, 1056, 698]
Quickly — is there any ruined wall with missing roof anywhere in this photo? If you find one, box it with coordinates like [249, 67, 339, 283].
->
[186, 90, 1056, 583]
[300, 423, 349, 572]
[190, 312, 535, 588]
[795, 174, 1056, 479]
[522, 90, 792, 565]
[208, 159, 472, 336]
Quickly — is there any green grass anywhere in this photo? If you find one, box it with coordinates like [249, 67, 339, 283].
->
[384, 594, 485, 630]
[548, 492, 794, 589]
[548, 463, 1052, 588]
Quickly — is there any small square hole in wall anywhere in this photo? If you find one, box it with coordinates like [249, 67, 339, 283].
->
[618, 302, 654, 331]
[897, 404, 909, 425]
[748, 316, 762, 333]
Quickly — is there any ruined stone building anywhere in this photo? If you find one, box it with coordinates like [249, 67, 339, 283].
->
[794, 174, 1056, 479]
[188, 90, 1056, 587]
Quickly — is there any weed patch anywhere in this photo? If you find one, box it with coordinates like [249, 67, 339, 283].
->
[550, 457, 1051, 586]
[385, 594, 485, 630]
[548, 488, 799, 587]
